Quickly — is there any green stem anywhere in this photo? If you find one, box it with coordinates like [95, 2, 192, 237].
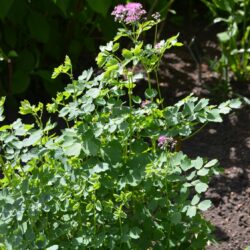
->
[119, 210, 123, 250]
[181, 122, 208, 142]
[33, 114, 43, 129]
[165, 151, 171, 249]
[147, 71, 152, 90]
[154, 70, 163, 108]
[124, 140, 128, 163]
[146, 71, 153, 102]
[127, 75, 133, 154]
[154, 23, 158, 46]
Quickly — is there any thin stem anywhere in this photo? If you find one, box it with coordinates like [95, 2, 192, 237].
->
[33, 114, 43, 129]
[147, 71, 152, 90]
[63, 117, 70, 128]
[181, 122, 208, 142]
[154, 23, 158, 47]
[119, 208, 123, 250]
[127, 75, 133, 155]
[124, 140, 128, 163]
[165, 151, 171, 249]
[154, 70, 163, 108]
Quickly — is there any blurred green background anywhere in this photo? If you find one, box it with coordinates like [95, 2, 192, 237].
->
[0, 0, 249, 120]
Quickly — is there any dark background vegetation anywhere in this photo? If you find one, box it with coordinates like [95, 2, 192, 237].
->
[0, 0, 214, 121]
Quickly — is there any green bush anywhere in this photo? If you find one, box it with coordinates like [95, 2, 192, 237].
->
[202, 0, 250, 83]
[0, 3, 241, 249]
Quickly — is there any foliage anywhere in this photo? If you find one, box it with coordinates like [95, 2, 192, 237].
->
[202, 0, 250, 83]
[0, 3, 241, 249]
[0, 0, 173, 98]
[0, 0, 116, 96]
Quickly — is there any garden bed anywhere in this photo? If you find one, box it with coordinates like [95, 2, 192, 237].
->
[156, 33, 250, 249]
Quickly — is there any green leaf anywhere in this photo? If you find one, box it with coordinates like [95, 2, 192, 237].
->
[194, 98, 209, 111]
[217, 31, 230, 43]
[102, 140, 123, 164]
[112, 43, 120, 52]
[52, 55, 72, 79]
[96, 52, 107, 68]
[95, 200, 102, 211]
[86, 88, 100, 99]
[122, 49, 133, 59]
[170, 212, 181, 225]
[86, 0, 112, 17]
[186, 206, 197, 218]
[145, 88, 157, 99]
[214, 0, 234, 12]
[132, 96, 142, 104]
[129, 227, 142, 239]
[218, 102, 231, 114]
[89, 162, 109, 174]
[191, 195, 200, 205]
[197, 200, 212, 211]
[193, 157, 203, 170]
[12, 70, 30, 95]
[23, 130, 43, 147]
[78, 68, 93, 82]
[195, 182, 209, 194]
[28, 12, 50, 43]
[183, 101, 194, 115]
[82, 132, 100, 156]
[64, 142, 81, 157]
[86, 203, 93, 213]
[131, 140, 148, 154]
[229, 99, 241, 109]
[207, 109, 223, 122]
[186, 170, 196, 181]
[204, 159, 218, 168]
[180, 157, 193, 171]
[197, 168, 209, 176]
[124, 82, 136, 89]
[46, 245, 59, 250]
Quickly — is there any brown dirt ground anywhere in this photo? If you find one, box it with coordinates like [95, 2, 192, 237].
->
[156, 29, 250, 249]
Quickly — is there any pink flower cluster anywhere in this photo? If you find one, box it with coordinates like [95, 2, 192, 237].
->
[111, 2, 146, 24]
[158, 135, 176, 150]
[158, 135, 168, 148]
[154, 40, 165, 50]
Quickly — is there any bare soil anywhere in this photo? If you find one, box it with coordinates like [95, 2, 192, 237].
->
[156, 29, 250, 249]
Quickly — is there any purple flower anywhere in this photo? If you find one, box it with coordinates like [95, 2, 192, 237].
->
[154, 40, 165, 50]
[125, 3, 146, 23]
[111, 4, 127, 22]
[111, 2, 146, 24]
[158, 135, 176, 150]
[158, 135, 168, 148]
[141, 100, 151, 108]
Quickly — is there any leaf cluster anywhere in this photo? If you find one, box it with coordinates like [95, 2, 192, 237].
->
[0, 8, 242, 249]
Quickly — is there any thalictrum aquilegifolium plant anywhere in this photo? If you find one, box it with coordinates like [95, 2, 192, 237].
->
[0, 2, 241, 249]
